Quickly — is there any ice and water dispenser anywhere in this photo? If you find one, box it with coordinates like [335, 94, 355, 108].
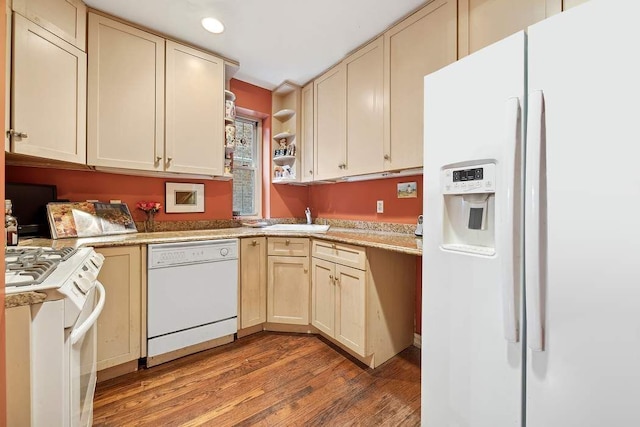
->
[441, 162, 496, 256]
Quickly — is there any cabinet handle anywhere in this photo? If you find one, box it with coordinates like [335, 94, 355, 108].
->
[329, 274, 334, 281]
[251, 240, 258, 246]
[309, 170, 313, 175]
[166, 157, 173, 166]
[335, 277, 340, 286]
[338, 163, 347, 169]
[155, 156, 162, 163]
[384, 154, 390, 161]
[331, 244, 336, 249]
[285, 239, 290, 245]
[7, 129, 28, 139]
[304, 268, 308, 273]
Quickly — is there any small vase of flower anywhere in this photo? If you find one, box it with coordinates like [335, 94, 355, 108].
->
[137, 201, 162, 232]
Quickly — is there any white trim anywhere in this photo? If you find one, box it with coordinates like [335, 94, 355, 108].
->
[413, 333, 422, 348]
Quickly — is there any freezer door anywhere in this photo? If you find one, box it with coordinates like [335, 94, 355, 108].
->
[422, 32, 525, 426]
[526, 1, 640, 425]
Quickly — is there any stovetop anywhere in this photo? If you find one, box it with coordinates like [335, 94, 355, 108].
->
[5, 247, 78, 287]
[5, 246, 104, 295]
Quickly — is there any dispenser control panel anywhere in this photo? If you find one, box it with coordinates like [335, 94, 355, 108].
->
[442, 162, 496, 194]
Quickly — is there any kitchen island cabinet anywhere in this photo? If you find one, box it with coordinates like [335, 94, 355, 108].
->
[267, 237, 310, 325]
[311, 239, 415, 368]
[95, 245, 144, 380]
[239, 237, 267, 329]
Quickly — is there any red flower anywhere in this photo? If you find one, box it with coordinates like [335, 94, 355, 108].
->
[136, 201, 162, 213]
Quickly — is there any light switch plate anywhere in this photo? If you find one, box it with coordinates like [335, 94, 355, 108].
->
[376, 200, 384, 213]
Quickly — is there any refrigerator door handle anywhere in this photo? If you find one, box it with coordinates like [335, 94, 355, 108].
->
[502, 96, 520, 343]
[525, 90, 546, 351]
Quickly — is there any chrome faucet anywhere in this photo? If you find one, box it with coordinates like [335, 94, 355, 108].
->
[305, 207, 312, 224]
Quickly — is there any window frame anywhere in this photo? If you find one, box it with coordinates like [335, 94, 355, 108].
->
[232, 115, 262, 218]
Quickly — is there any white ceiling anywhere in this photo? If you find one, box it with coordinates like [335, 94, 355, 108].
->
[83, 0, 427, 90]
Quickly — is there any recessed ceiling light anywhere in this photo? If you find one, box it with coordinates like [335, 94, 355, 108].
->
[201, 17, 224, 34]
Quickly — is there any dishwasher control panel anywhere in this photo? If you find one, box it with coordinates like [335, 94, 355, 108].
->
[148, 239, 238, 268]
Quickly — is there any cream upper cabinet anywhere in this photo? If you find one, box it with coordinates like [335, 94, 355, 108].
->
[12, 0, 86, 50]
[300, 82, 314, 182]
[458, 0, 561, 56]
[314, 64, 346, 181]
[87, 13, 165, 172]
[96, 245, 143, 372]
[10, 13, 86, 164]
[165, 40, 224, 175]
[240, 237, 267, 329]
[563, 0, 588, 10]
[345, 36, 384, 176]
[384, 0, 457, 171]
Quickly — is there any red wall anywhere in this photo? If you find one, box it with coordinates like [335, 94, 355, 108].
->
[309, 174, 422, 224]
[5, 166, 232, 222]
[230, 79, 309, 219]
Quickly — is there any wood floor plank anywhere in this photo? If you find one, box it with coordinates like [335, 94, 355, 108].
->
[93, 332, 421, 426]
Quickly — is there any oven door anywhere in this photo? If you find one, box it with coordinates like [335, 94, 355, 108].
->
[68, 281, 106, 427]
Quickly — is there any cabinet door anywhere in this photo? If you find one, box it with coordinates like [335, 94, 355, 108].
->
[240, 237, 267, 328]
[267, 255, 310, 325]
[562, 0, 588, 10]
[300, 82, 314, 182]
[165, 40, 224, 175]
[384, 0, 456, 171]
[311, 257, 335, 336]
[314, 64, 346, 180]
[87, 13, 165, 171]
[6, 305, 31, 426]
[11, 14, 86, 164]
[12, 0, 86, 50]
[458, 0, 561, 56]
[95, 246, 142, 371]
[335, 264, 368, 357]
[345, 36, 384, 176]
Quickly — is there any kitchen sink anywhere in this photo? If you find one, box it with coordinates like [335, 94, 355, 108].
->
[263, 224, 331, 233]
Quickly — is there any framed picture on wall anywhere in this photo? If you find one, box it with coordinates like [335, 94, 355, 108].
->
[165, 182, 205, 213]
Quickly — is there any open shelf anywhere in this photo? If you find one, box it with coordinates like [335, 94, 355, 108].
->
[273, 131, 295, 141]
[273, 109, 295, 121]
[273, 155, 296, 167]
[224, 90, 236, 101]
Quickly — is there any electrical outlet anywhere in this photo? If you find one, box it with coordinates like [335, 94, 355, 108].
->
[376, 200, 384, 213]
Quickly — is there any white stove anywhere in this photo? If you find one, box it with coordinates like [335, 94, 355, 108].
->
[5, 245, 107, 426]
[5, 246, 105, 326]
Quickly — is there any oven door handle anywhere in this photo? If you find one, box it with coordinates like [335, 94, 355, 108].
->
[70, 281, 106, 346]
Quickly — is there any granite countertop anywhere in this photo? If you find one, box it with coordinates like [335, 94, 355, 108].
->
[20, 227, 423, 256]
[8, 227, 422, 307]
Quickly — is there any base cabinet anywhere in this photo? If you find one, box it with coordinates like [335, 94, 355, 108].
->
[95, 245, 143, 373]
[267, 238, 310, 325]
[311, 240, 416, 367]
[240, 237, 267, 328]
[5, 305, 31, 426]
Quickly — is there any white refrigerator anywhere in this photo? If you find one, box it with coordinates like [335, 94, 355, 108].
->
[422, 1, 640, 426]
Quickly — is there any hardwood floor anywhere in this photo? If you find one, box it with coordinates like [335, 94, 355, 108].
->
[93, 332, 421, 426]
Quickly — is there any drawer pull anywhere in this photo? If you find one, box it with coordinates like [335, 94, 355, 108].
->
[251, 240, 257, 246]
[285, 239, 290, 245]
[331, 244, 337, 249]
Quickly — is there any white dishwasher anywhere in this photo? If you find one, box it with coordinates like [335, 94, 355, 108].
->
[147, 239, 238, 364]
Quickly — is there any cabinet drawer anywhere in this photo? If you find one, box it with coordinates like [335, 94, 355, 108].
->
[311, 240, 366, 270]
[267, 237, 309, 257]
